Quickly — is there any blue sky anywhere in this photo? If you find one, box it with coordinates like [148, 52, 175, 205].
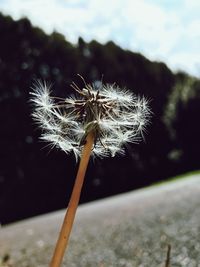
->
[0, 0, 200, 77]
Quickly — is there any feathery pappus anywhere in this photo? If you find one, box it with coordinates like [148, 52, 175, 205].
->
[30, 78, 151, 160]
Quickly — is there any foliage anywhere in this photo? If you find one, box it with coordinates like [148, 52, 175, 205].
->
[0, 13, 199, 224]
[164, 74, 200, 171]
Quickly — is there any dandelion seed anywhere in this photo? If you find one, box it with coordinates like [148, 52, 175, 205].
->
[30, 80, 150, 159]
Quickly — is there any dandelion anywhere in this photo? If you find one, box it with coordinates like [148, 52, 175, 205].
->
[30, 77, 151, 267]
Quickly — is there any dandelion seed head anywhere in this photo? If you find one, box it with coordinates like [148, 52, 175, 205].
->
[30, 80, 53, 112]
[30, 79, 151, 159]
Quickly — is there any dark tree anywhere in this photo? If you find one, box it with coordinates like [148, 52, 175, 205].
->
[0, 13, 199, 224]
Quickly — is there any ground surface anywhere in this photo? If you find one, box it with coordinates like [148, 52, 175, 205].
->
[0, 174, 200, 267]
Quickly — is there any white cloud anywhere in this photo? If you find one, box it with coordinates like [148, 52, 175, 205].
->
[0, 0, 200, 77]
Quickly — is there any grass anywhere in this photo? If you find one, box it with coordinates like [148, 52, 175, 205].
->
[150, 169, 200, 188]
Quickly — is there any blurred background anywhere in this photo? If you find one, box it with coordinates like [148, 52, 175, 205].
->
[0, 0, 200, 225]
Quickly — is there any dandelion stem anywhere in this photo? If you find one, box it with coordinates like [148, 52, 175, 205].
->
[165, 244, 171, 267]
[50, 132, 95, 267]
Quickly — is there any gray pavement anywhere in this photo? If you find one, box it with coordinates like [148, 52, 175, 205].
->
[0, 175, 200, 266]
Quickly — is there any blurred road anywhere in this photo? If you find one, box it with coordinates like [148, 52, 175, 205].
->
[0, 174, 200, 266]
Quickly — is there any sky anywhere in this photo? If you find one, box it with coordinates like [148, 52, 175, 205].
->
[0, 0, 200, 77]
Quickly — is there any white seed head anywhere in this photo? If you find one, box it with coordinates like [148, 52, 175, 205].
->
[30, 79, 151, 159]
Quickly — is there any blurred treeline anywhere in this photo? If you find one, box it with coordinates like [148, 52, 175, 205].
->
[0, 13, 200, 224]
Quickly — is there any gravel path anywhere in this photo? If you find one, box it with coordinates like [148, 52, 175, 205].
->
[0, 175, 200, 267]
